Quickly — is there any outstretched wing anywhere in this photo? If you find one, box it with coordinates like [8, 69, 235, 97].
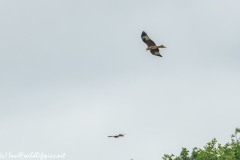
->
[151, 49, 162, 57]
[108, 135, 119, 138]
[141, 31, 156, 47]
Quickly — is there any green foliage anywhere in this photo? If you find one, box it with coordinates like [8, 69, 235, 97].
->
[163, 128, 240, 160]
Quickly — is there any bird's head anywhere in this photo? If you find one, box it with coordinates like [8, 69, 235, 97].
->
[146, 47, 152, 51]
[119, 134, 125, 137]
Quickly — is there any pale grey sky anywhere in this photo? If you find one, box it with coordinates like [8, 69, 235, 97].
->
[0, 0, 240, 160]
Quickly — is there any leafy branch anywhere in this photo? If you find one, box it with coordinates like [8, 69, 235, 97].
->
[163, 128, 240, 160]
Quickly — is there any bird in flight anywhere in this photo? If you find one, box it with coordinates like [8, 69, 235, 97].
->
[108, 134, 125, 138]
[141, 31, 166, 57]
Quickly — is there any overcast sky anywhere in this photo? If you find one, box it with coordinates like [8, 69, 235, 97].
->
[0, 0, 240, 160]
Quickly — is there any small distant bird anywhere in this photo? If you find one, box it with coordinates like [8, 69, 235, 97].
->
[141, 31, 166, 57]
[108, 134, 125, 138]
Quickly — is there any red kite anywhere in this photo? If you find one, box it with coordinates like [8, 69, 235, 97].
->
[108, 134, 125, 138]
[141, 31, 166, 57]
